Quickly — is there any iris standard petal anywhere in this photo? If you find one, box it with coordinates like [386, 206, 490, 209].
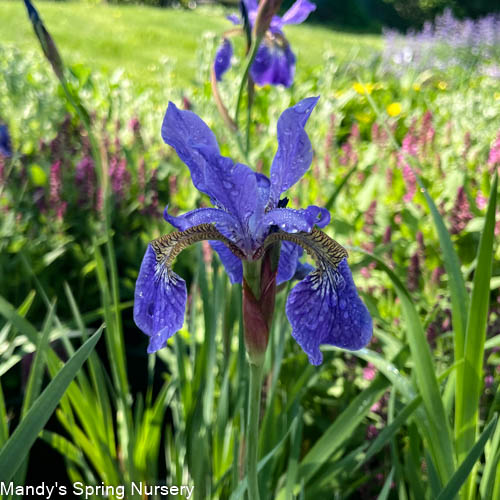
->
[255, 205, 330, 241]
[134, 245, 187, 353]
[286, 259, 372, 365]
[193, 146, 258, 237]
[268, 96, 319, 206]
[250, 43, 296, 89]
[161, 102, 220, 196]
[214, 38, 233, 81]
[281, 0, 316, 25]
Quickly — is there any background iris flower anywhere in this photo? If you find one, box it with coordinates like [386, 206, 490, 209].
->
[134, 96, 372, 364]
[214, 0, 316, 87]
[0, 124, 12, 157]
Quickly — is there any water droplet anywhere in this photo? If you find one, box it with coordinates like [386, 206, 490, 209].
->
[223, 180, 232, 190]
[343, 311, 349, 319]
[339, 299, 346, 310]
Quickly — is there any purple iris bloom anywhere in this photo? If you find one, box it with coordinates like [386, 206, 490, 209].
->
[0, 124, 12, 157]
[214, 38, 233, 81]
[217, 0, 316, 87]
[134, 97, 372, 364]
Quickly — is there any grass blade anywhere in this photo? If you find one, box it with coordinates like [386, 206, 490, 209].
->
[0, 327, 102, 482]
[357, 249, 455, 483]
[436, 415, 498, 500]
[457, 173, 498, 498]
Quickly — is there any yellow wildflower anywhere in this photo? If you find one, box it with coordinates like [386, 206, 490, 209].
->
[386, 102, 402, 117]
[438, 81, 448, 90]
[353, 82, 374, 95]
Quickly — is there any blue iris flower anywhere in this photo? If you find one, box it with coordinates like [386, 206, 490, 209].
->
[214, 0, 316, 87]
[0, 124, 12, 157]
[134, 97, 372, 365]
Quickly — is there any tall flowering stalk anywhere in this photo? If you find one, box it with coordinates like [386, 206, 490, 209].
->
[134, 98, 372, 498]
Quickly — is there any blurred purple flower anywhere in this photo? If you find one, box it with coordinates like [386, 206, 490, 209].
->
[49, 160, 66, 220]
[366, 424, 378, 440]
[214, 38, 233, 81]
[129, 116, 141, 135]
[109, 157, 130, 202]
[217, 0, 316, 87]
[75, 156, 96, 207]
[382, 9, 500, 78]
[488, 130, 500, 168]
[134, 98, 372, 363]
[0, 124, 12, 157]
[407, 252, 420, 292]
[363, 362, 377, 381]
[363, 201, 377, 235]
[450, 186, 473, 234]
[476, 192, 487, 210]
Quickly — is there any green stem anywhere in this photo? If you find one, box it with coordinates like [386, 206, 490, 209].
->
[234, 33, 263, 130]
[247, 361, 264, 500]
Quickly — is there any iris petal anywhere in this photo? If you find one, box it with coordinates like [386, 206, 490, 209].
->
[164, 206, 243, 283]
[134, 224, 244, 351]
[161, 102, 220, 197]
[0, 124, 12, 157]
[281, 0, 316, 25]
[134, 245, 187, 353]
[194, 146, 258, 227]
[268, 96, 319, 206]
[210, 240, 243, 284]
[164, 206, 240, 235]
[261, 228, 372, 365]
[250, 43, 296, 88]
[214, 38, 233, 81]
[255, 205, 330, 242]
[286, 259, 372, 365]
[276, 241, 301, 284]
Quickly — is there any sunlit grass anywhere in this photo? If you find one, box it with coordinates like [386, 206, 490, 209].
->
[0, 0, 381, 89]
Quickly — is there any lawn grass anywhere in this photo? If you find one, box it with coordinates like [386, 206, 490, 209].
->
[0, 0, 382, 89]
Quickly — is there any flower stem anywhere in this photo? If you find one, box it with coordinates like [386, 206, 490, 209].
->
[234, 33, 263, 129]
[246, 360, 264, 500]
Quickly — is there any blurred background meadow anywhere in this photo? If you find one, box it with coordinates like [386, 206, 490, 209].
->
[0, 0, 499, 498]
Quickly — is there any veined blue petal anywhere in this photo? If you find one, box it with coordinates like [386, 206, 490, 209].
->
[193, 146, 258, 250]
[214, 38, 233, 81]
[161, 102, 220, 196]
[255, 205, 330, 242]
[250, 43, 296, 89]
[281, 0, 316, 25]
[286, 259, 372, 365]
[134, 245, 187, 353]
[268, 96, 319, 206]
